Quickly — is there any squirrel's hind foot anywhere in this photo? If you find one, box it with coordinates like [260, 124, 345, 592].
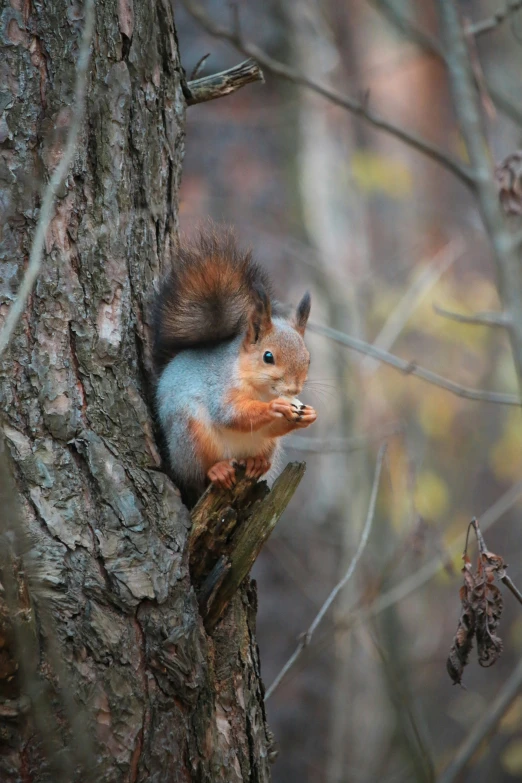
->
[238, 456, 271, 480]
[207, 460, 237, 490]
[207, 456, 271, 490]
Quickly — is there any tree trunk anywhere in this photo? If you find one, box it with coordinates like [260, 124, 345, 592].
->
[0, 1, 273, 780]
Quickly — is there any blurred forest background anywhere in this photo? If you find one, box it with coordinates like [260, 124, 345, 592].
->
[176, 1, 522, 781]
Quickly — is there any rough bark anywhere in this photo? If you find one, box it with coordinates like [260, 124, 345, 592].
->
[0, 0, 274, 780]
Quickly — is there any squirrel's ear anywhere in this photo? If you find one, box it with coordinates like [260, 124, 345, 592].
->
[293, 291, 311, 336]
[244, 285, 272, 345]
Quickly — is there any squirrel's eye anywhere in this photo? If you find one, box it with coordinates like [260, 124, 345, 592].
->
[263, 351, 275, 364]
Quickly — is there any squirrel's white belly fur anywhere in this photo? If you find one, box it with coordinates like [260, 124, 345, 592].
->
[211, 425, 270, 460]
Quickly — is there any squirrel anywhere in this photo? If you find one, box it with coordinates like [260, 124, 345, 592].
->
[152, 228, 317, 507]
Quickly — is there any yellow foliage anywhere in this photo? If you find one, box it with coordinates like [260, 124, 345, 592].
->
[499, 696, 522, 733]
[454, 133, 470, 164]
[412, 275, 500, 356]
[438, 513, 469, 580]
[490, 409, 522, 483]
[496, 350, 520, 394]
[413, 294, 488, 354]
[509, 617, 522, 651]
[351, 151, 412, 198]
[385, 439, 412, 532]
[502, 740, 522, 776]
[414, 470, 449, 520]
[417, 389, 457, 440]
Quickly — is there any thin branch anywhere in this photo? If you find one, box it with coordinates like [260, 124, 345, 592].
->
[362, 240, 463, 373]
[180, 0, 475, 189]
[265, 444, 386, 700]
[438, 0, 522, 394]
[434, 303, 511, 328]
[186, 58, 264, 105]
[468, 1, 522, 37]
[0, 0, 95, 358]
[189, 52, 211, 80]
[438, 656, 522, 783]
[309, 322, 521, 406]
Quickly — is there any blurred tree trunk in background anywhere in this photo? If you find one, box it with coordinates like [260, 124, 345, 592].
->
[0, 1, 272, 780]
[286, 4, 373, 780]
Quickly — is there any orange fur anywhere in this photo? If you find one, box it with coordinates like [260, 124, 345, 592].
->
[188, 418, 221, 473]
[223, 389, 275, 432]
[189, 412, 277, 474]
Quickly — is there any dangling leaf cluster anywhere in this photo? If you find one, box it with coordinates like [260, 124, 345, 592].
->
[447, 546, 505, 686]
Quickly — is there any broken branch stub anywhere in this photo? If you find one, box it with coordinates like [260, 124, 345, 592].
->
[189, 462, 305, 631]
[186, 58, 264, 106]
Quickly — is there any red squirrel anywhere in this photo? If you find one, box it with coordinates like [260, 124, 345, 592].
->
[153, 229, 317, 506]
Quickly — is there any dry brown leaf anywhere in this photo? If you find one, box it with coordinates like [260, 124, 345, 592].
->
[447, 540, 506, 685]
[447, 555, 477, 685]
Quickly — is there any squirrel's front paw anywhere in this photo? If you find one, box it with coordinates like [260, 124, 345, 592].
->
[269, 398, 301, 422]
[294, 404, 317, 428]
[269, 399, 317, 428]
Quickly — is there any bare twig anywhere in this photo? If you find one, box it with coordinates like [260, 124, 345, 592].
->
[434, 303, 511, 328]
[468, 1, 522, 37]
[180, 0, 474, 189]
[438, 656, 522, 783]
[362, 240, 463, 373]
[0, 0, 94, 358]
[265, 444, 386, 700]
[190, 52, 211, 79]
[438, 0, 522, 394]
[309, 322, 521, 406]
[186, 58, 264, 105]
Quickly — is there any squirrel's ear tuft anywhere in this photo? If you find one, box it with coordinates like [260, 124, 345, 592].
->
[293, 291, 311, 336]
[245, 284, 272, 345]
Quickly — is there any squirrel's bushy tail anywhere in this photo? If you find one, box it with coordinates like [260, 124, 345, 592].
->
[152, 228, 272, 372]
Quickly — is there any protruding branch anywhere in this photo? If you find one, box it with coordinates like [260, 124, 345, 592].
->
[190, 463, 305, 631]
[186, 58, 264, 106]
[434, 304, 511, 328]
